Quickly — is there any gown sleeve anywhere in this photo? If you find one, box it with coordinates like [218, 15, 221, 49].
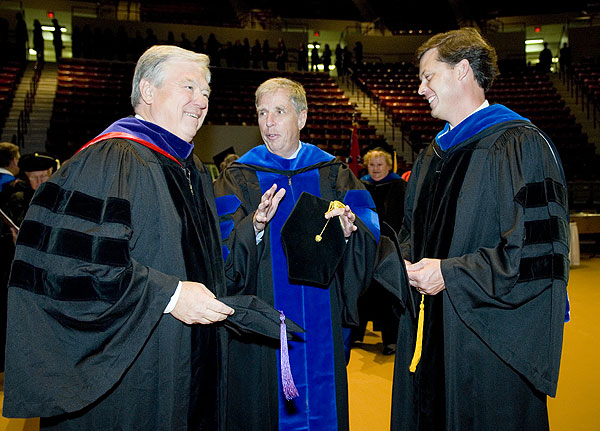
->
[213, 166, 262, 297]
[3, 139, 181, 417]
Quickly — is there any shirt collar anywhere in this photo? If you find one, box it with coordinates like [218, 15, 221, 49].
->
[448, 100, 490, 131]
[285, 142, 302, 159]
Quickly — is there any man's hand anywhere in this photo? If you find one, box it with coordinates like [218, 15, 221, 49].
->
[406, 258, 446, 295]
[253, 184, 286, 234]
[171, 281, 234, 324]
[325, 204, 357, 238]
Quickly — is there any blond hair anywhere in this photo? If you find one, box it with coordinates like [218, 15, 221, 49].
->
[364, 148, 393, 168]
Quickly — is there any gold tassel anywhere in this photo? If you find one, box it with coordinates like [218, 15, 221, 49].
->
[409, 294, 425, 373]
[393, 150, 398, 173]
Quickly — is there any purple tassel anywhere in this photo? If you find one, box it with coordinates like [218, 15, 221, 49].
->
[280, 311, 299, 400]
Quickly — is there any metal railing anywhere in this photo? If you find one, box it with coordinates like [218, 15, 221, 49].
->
[16, 61, 43, 148]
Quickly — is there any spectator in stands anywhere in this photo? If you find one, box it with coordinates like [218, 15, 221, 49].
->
[559, 42, 572, 76]
[352, 148, 406, 355]
[322, 44, 332, 72]
[297, 42, 308, 71]
[353, 41, 363, 66]
[242, 37, 251, 68]
[2, 45, 235, 429]
[207, 33, 220, 66]
[214, 76, 378, 431]
[33, 19, 44, 62]
[233, 40, 243, 68]
[167, 31, 175, 45]
[180, 32, 192, 51]
[52, 18, 63, 62]
[275, 38, 288, 71]
[390, 27, 568, 431]
[342, 46, 352, 75]
[335, 43, 343, 75]
[262, 39, 270, 69]
[538, 42, 553, 73]
[144, 28, 158, 50]
[310, 42, 320, 71]
[223, 41, 234, 67]
[251, 39, 262, 68]
[194, 34, 204, 53]
[15, 13, 28, 63]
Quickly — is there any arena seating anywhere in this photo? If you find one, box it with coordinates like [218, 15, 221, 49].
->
[46, 58, 385, 160]
[569, 60, 600, 129]
[351, 62, 596, 180]
[0, 61, 24, 137]
[47, 58, 134, 160]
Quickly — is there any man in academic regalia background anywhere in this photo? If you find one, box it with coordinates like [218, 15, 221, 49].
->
[352, 147, 407, 356]
[2, 152, 60, 228]
[2, 45, 235, 430]
[214, 77, 380, 431]
[393, 27, 569, 430]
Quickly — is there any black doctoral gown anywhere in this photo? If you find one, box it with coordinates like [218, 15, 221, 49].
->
[213, 143, 380, 431]
[392, 110, 569, 430]
[355, 174, 407, 345]
[3, 136, 227, 430]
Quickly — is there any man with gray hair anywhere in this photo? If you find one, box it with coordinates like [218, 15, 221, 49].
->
[3, 45, 234, 430]
[214, 77, 380, 430]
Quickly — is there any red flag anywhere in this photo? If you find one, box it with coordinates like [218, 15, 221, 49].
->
[348, 122, 360, 176]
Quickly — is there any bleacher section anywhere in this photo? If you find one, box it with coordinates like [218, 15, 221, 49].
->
[568, 60, 600, 129]
[351, 62, 598, 181]
[45, 58, 385, 160]
[47, 58, 134, 160]
[0, 62, 24, 138]
[208, 68, 385, 156]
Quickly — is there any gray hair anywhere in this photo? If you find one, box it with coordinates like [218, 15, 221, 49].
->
[255, 77, 308, 114]
[131, 45, 211, 108]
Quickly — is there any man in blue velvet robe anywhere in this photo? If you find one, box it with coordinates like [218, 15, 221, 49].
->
[214, 77, 379, 431]
[3, 46, 234, 430]
[392, 28, 569, 430]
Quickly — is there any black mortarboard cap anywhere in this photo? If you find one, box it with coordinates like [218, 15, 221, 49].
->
[18, 152, 59, 172]
[213, 146, 237, 171]
[219, 295, 304, 340]
[280, 192, 347, 288]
